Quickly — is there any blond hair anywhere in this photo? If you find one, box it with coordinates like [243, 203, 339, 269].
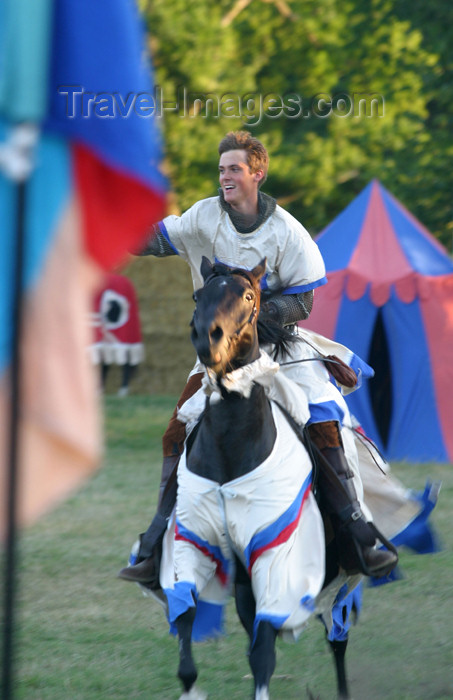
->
[218, 131, 269, 184]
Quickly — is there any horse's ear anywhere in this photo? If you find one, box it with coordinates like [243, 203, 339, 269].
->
[251, 257, 267, 283]
[200, 256, 214, 281]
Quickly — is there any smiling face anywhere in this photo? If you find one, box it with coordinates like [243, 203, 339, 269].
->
[218, 149, 264, 214]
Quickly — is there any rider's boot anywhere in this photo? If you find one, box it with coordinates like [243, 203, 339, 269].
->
[118, 373, 204, 585]
[309, 422, 398, 577]
[117, 454, 179, 585]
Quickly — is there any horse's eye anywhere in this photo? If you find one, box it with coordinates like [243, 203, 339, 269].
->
[245, 292, 254, 302]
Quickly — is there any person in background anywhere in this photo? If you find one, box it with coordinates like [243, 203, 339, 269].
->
[90, 273, 144, 397]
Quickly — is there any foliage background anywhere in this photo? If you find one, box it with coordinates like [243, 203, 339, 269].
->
[112, 0, 453, 395]
[142, 0, 452, 243]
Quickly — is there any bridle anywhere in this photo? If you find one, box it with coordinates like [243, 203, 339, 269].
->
[195, 266, 259, 347]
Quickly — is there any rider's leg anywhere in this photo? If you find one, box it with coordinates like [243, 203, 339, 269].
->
[308, 420, 398, 577]
[118, 372, 204, 583]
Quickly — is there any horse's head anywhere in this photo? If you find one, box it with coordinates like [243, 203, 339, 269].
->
[190, 256, 266, 377]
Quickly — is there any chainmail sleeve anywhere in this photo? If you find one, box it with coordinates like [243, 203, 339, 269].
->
[133, 224, 177, 257]
[261, 290, 314, 325]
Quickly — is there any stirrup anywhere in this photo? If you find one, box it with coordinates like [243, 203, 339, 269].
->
[367, 521, 399, 571]
[338, 522, 398, 577]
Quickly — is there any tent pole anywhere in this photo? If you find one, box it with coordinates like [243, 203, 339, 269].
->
[2, 179, 26, 700]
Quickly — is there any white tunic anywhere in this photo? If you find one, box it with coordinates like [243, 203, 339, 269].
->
[160, 196, 326, 294]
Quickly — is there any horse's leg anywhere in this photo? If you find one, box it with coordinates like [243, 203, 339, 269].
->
[328, 637, 350, 700]
[234, 582, 256, 644]
[234, 556, 256, 646]
[234, 565, 277, 699]
[175, 606, 203, 699]
[249, 620, 278, 700]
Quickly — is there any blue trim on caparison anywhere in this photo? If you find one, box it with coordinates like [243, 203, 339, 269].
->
[282, 276, 328, 294]
[243, 472, 312, 570]
[253, 612, 289, 643]
[300, 594, 316, 613]
[326, 584, 362, 642]
[164, 580, 197, 623]
[349, 353, 374, 381]
[158, 220, 179, 254]
[390, 481, 441, 554]
[168, 598, 225, 642]
[175, 519, 230, 580]
[369, 482, 441, 587]
[307, 400, 345, 425]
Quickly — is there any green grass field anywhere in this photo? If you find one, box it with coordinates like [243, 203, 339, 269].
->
[6, 396, 453, 699]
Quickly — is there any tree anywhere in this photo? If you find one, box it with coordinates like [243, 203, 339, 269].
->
[130, 0, 451, 394]
[142, 0, 450, 240]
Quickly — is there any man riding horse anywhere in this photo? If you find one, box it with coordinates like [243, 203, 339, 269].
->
[118, 130, 397, 585]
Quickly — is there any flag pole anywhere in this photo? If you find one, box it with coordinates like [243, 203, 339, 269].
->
[1, 124, 38, 700]
[2, 179, 26, 700]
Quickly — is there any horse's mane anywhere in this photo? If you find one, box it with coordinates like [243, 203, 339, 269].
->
[257, 318, 300, 360]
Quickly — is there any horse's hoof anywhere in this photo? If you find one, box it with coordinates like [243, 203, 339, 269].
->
[179, 687, 208, 700]
[254, 688, 270, 700]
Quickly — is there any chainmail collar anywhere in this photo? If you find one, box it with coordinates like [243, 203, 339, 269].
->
[218, 189, 277, 233]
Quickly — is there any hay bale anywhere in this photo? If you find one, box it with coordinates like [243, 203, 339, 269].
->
[122, 255, 196, 395]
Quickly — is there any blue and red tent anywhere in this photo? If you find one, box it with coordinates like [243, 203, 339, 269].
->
[301, 180, 453, 463]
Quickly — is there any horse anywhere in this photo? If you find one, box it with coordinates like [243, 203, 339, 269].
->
[166, 256, 357, 700]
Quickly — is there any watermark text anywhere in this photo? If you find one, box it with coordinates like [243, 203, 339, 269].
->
[58, 85, 385, 124]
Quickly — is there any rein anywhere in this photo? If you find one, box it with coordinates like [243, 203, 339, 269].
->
[280, 357, 324, 366]
[280, 357, 343, 367]
[231, 303, 257, 340]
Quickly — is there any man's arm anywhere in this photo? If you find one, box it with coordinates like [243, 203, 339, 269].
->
[133, 224, 177, 257]
[260, 290, 314, 325]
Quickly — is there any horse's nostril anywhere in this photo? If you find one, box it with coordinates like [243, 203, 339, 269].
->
[210, 326, 223, 343]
